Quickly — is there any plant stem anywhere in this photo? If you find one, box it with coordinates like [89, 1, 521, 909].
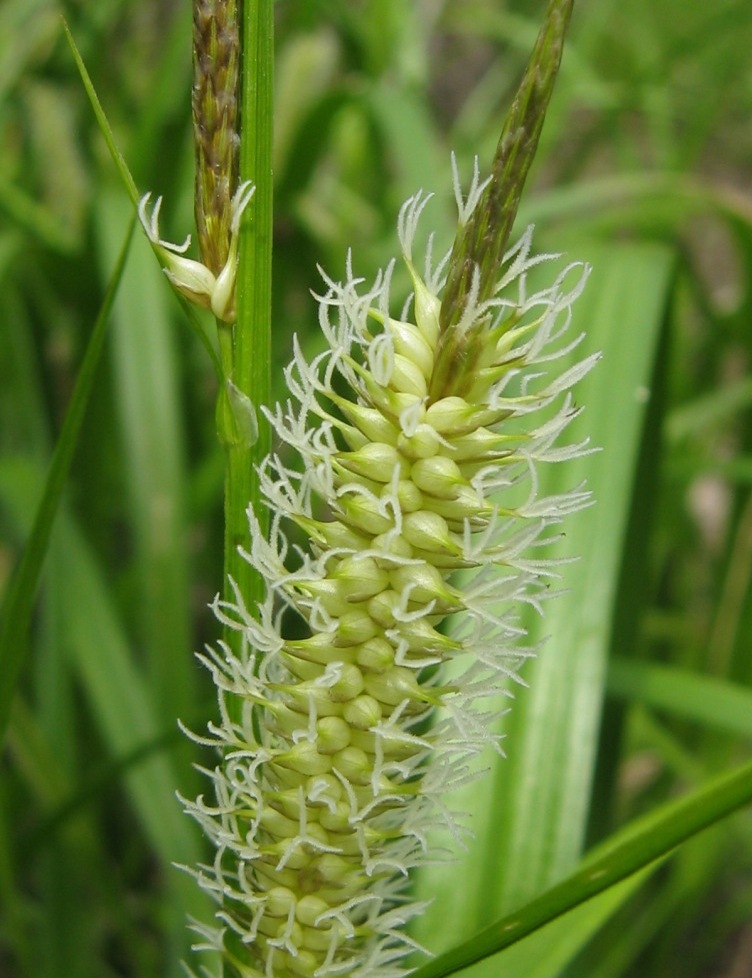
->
[223, 0, 273, 644]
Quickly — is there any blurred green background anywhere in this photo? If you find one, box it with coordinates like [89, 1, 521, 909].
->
[1, 1, 752, 977]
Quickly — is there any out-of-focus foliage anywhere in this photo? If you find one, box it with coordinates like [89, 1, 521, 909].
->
[1, 1, 751, 977]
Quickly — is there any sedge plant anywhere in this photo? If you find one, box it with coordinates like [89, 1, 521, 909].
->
[20, 1, 746, 977]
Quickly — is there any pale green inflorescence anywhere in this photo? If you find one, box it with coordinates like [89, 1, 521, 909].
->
[184, 164, 597, 978]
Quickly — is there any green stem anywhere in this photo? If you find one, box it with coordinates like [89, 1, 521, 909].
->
[222, 0, 273, 645]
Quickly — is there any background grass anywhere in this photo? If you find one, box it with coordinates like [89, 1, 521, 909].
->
[1, 1, 752, 976]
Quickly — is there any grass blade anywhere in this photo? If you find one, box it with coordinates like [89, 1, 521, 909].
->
[0, 458, 208, 975]
[410, 755, 752, 978]
[449, 867, 656, 978]
[0, 221, 134, 744]
[608, 657, 752, 739]
[62, 20, 140, 208]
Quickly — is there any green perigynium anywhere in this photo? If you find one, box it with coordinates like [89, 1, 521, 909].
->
[182, 162, 597, 978]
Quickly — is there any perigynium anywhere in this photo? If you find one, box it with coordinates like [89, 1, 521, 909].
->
[180, 160, 597, 978]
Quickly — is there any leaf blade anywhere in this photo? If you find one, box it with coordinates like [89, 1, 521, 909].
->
[0, 221, 134, 743]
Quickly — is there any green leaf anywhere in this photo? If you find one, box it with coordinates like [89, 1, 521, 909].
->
[0, 460, 200, 867]
[0, 459, 208, 974]
[410, 755, 752, 978]
[62, 19, 140, 208]
[448, 867, 655, 978]
[0, 221, 133, 744]
[608, 657, 752, 740]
